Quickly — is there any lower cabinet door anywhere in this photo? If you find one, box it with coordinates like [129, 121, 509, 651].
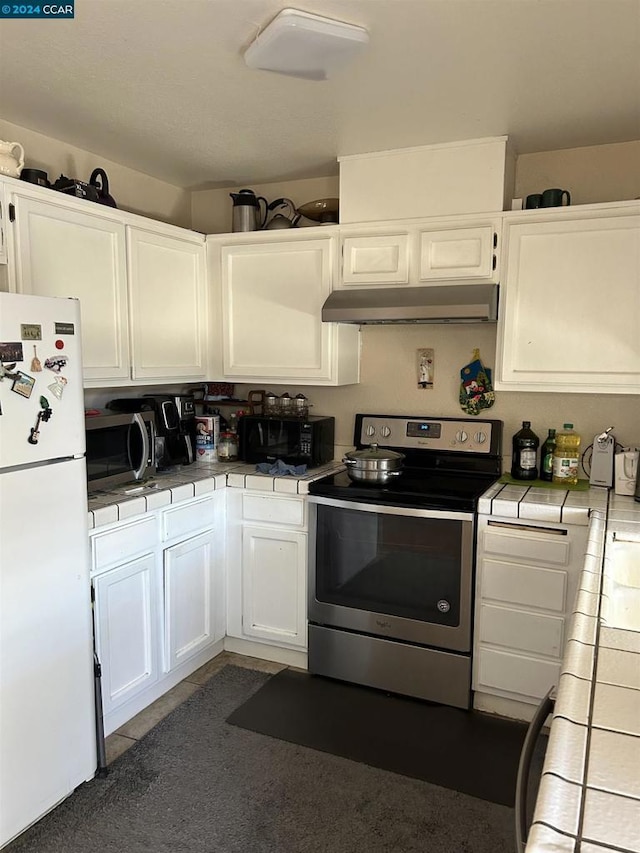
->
[93, 553, 159, 715]
[242, 526, 307, 647]
[164, 531, 218, 670]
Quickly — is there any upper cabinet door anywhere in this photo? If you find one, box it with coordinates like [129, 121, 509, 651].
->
[220, 236, 341, 382]
[496, 206, 640, 393]
[341, 233, 410, 286]
[127, 227, 207, 381]
[418, 225, 498, 283]
[10, 194, 130, 381]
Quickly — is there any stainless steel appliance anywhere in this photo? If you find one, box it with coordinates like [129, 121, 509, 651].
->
[238, 414, 335, 468]
[229, 188, 268, 232]
[106, 395, 194, 469]
[308, 413, 503, 710]
[85, 410, 156, 490]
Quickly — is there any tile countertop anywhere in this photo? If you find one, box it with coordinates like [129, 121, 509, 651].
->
[87, 460, 345, 529]
[524, 492, 640, 853]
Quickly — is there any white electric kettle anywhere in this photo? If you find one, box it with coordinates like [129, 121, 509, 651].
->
[0, 140, 25, 178]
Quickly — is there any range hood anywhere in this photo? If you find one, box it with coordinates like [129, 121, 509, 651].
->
[322, 284, 499, 324]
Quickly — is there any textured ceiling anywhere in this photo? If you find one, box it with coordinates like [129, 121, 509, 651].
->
[1, 0, 639, 189]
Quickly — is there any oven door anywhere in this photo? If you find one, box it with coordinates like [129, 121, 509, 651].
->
[308, 497, 475, 652]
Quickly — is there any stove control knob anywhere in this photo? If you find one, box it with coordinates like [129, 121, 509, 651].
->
[455, 430, 468, 443]
[474, 431, 487, 444]
[380, 426, 391, 439]
[365, 425, 376, 437]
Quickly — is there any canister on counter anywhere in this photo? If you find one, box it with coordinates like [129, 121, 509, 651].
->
[195, 415, 220, 462]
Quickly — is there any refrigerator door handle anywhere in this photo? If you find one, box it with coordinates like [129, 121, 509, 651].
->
[515, 685, 555, 853]
[131, 413, 150, 481]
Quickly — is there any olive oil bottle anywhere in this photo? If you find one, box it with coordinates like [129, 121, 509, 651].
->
[540, 429, 556, 482]
[552, 424, 581, 485]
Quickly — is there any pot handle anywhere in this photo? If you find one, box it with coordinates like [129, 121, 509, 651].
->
[89, 168, 110, 196]
[257, 196, 269, 228]
[342, 458, 357, 466]
[11, 142, 25, 170]
[386, 470, 403, 477]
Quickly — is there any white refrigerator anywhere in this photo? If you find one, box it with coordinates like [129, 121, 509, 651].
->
[0, 292, 96, 847]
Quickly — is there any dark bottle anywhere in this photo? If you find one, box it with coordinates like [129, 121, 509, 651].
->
[540, 428, 557, 482]
[511, 421, 540, 480]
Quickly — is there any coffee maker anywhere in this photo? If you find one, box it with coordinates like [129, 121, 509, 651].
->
[174, 394, 196, 465]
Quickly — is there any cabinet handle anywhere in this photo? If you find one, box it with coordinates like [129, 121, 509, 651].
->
[9, 203, 15, 223]
[487, 520, 567, 536]
[514, 686, 555, 853]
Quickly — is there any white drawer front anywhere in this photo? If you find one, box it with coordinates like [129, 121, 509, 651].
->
[162, 496, 215, 542]
[482, 558, 567, 612]
[475, 647, 560, 702]
[342, 234, 410, 285]
[91, 516, 158, 572]
[479, 603, 564, 658]
[242, 493, 306, 527]
[483, 527, 570, 566]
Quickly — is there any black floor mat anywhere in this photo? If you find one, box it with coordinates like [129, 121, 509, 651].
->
[227, 669, 537, 807]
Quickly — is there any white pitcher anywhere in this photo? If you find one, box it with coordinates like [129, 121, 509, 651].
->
[0, 140, 25, 178]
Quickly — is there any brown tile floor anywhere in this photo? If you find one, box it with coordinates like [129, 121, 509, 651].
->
[105, 651, 286, 764]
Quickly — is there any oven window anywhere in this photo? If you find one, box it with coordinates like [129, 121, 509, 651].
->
[315, 504, 463, 626]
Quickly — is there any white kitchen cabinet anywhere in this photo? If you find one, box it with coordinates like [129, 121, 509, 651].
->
[473, 515, 588, 718]
[226, 489, 308, 660]
[338, 217, 500, 288]
[241, 525, 307, 647]
[7, 189, 130, 382]
[0, 184, 7, 264]
[496, 201, 640, 393]
[342, 232, 411, 285]
[92, 553, 160, 717]
[89, 490, 225, 735]
[164, 530, 219, 670]
[161, 492, 226, 670]
[208, 231, 360, 385]
[417, 225, 497, 282]
[127, 226, 207, 381]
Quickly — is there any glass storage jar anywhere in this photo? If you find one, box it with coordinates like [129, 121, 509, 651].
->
[217, 431, 239, 462]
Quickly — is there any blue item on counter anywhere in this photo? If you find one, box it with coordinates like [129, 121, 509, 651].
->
[256, 459, 308, 476]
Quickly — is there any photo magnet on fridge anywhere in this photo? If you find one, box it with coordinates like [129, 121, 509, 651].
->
[11, 371, 36, 399]
[0, 342, 24, 362]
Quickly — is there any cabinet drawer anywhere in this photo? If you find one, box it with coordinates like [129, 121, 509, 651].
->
[91, 516, 158, 572]
[475, 647, 560, 702]
[162, 495, 215, 542]
[483, 526, 570, 566]
[481, 558, 567, 612]
[479, 603, 564, 658]
[418, 226, 496, 282]
[242, 493, 306, 527]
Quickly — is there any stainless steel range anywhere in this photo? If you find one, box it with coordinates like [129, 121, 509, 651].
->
[307, 413, 503, 710]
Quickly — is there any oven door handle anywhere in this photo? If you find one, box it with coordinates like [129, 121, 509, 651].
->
[307, 495, 473, 522]
[514, 685, 555, 853]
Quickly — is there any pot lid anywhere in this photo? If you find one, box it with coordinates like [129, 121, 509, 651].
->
[345, 443, 405, 462]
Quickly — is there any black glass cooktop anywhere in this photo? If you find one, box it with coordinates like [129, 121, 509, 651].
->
[308, 468, 499, 512]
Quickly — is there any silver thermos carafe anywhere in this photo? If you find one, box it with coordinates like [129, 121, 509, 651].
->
[230, 188, 268, 232]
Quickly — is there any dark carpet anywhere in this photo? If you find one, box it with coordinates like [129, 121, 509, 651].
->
[227, 669, 530, 807]
[6, 665, 520, 853]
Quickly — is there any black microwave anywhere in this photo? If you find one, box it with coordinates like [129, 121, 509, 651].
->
[238, 415, 335, 469]
[85, 411, 156, 490]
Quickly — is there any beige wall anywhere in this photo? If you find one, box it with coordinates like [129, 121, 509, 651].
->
[515, 140, 640, 206]
[191, 176, 340, 234]
[0, 119, 191, 228]
[233, 321, 639, 473]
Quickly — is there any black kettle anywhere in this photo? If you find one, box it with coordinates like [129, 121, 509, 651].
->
[89, 168, 117, 208]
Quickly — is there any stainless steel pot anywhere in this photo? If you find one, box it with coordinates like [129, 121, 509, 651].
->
[342, 443, 405, 484]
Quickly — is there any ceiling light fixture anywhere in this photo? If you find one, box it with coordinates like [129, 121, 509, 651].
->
[243, 7, 369, 81]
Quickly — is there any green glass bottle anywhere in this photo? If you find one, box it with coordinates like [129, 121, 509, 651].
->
[540, 429, 556, 482]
